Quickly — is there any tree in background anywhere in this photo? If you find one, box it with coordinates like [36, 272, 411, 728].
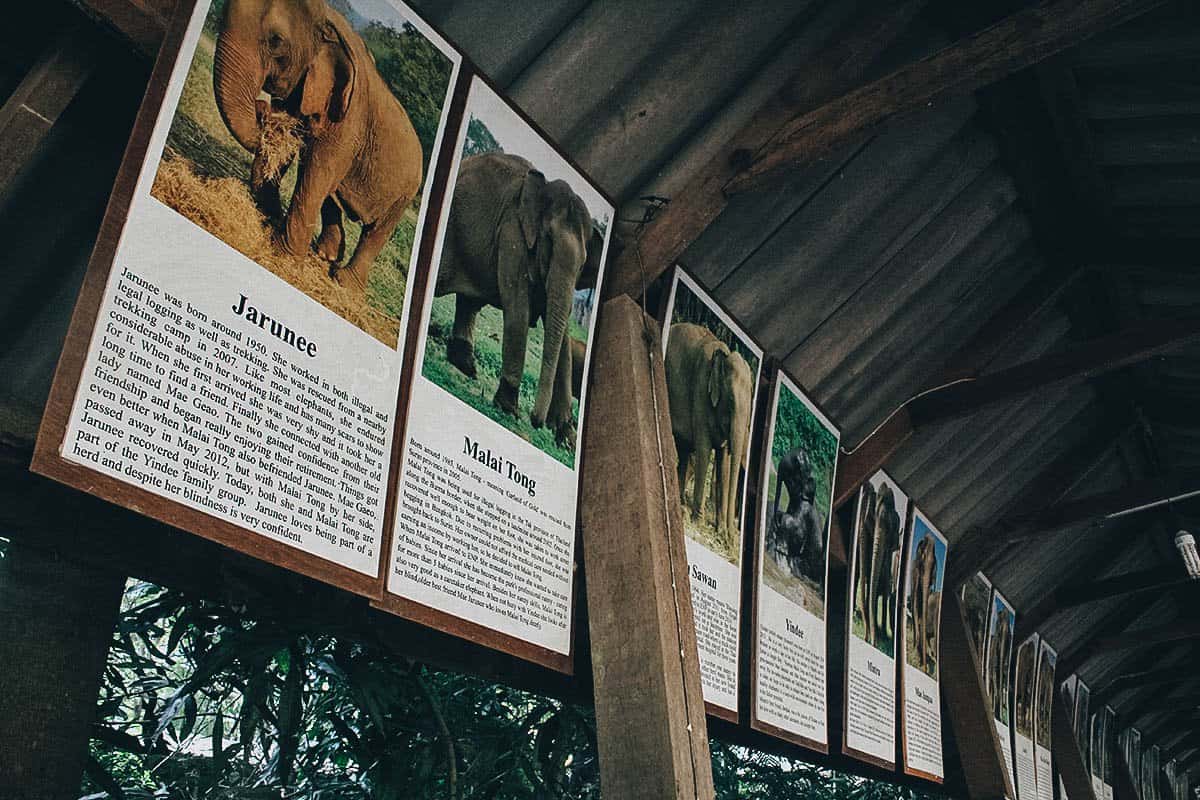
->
[463, 117, 502, 158]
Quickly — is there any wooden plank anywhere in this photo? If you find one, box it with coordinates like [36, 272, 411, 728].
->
[724, 0, 1169, 194]
[579, 295, 715, 800]
[1036, 57, 1112, 227]
[908, 317, 1200, 426]
[1096, 123, 1200, 166]
[940, 590, 1014, 800]
[1097, 663, 1200, 703]
[0, 540, 126, 800]
[0, 26, 98, 200]
[1054, 682, 1102, 800]
[1055, 567, 1191, 609]
[71, 0, 173, 56]
[1091, 621, 1200, 657]
[602, 0, 928, 300]
[996, 471, 1200, 541]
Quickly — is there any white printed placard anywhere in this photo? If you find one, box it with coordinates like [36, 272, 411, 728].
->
[986, 588, 1018, 795]
[900, 509, 949, 782]
[751, 373, 839, 747]
[662, 267, 765, 717]
[381, 76, 614, 671]
[34, 0, 463, 594]
[1034, 640, 1058, 800]
[844, 470, 909, 768]
[1013, 634, 1040, 800]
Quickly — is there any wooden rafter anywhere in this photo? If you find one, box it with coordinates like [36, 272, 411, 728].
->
[71, 0, 173, 56]
[0, 25, 98, 200]
[1092, 620, 1200, 657]
[603, 0, 928, 300]
[1097, 662, 1200, 702]
[1056, 568, 1191, 610]
[723, 0, 1170, 194]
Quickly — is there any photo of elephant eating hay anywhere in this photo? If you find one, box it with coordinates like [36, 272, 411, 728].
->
[149, 0, 459, 348]
[904, 515, 947, 680]
[663, 271, 763, 567]
[420, 78, 612, 469]
[761, 377, 839, 619]
[849, 472, 907, 655]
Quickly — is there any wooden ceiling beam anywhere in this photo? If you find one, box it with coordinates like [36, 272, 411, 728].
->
[0, 25, 98, 202]
[994, 472, 1200, 542]
[603, 0, 927, 300]
[832, 264, 1085, 508]
[908, 317, 1200, 426]
[1097, 662, 1200, 704]
[70, 0, 172, 56]
[1092, 620, 1200, 657]
[724, 0, 1169, 195]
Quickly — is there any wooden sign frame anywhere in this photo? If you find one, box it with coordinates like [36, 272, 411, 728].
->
[371, 68, 619, 676]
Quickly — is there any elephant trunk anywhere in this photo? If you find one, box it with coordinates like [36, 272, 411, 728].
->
[213, 0, 267, 153]
[531, 264, 574, 429]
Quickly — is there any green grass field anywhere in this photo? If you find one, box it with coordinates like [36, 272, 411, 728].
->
[423, 295, 585, 468]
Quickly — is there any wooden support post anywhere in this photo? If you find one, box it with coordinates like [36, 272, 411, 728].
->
[940, 590, 1013, 800]
[1053, 684, 1101, 800]
[0, 540, 125, 800]
[580, 295, 715, 800]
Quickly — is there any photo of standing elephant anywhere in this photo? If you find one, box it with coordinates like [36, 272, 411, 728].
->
[850, 476, 905, 656]
[421, 81, 612, 468]
[985, 595, 1016, 724]
[149, 0, 457, 347]
[904, 516, 947, 679]
[961, 571, 993, 664]
[661, 274, 762, 566]
[1013, 637, 1037, 739]
[758, 376, 838, 617]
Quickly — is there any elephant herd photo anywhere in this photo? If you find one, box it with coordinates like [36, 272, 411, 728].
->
[904, 517, 946, 680]
[850, 475, 906, 657]
[422, 80, 611, 469]
[151, 0, 457, 348]
[664, 274, 763, 568]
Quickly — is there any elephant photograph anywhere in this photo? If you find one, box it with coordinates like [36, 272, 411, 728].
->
[421, 79, 612, 469]
[662, 272, 762, 567]
[984, 593, 1016, 725]
[961, 571, 993, 663]
[1034, 642, 1056, 748]
[849, 474, 906, 656]
[1012, 636, 1037, 740]
[150, 0, 458, 347]
[903, 516, 946, 680]
[760, 378, 838, 618]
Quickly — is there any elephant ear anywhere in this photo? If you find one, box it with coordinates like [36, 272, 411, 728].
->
[301, 21, 356, 127]
[707, 348, 728, 409]
[517, 169, 547, 252]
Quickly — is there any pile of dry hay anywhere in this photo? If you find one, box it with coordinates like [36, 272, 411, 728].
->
[151, 152, 399, 348]
[254, 110, 304, 186]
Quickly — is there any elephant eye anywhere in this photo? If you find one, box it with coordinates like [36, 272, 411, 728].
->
[267, 33, 284, 52]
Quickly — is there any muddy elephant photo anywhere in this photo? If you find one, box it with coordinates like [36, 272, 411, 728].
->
[661, 274, 762, 566]
[905, 522, 945, 679]
[421, 81, 612, 469]
[765, 448, 826, 585]
[150, 0, 457, 347]
[852, 479, 903, 655]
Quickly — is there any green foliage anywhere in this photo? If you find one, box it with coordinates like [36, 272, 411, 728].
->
[84, 578, 951, 800]
[463, 117, 501, 158]
[361, 21, 454, 172]
[423, 295, 579, 468]
[770, 385, 838, 524]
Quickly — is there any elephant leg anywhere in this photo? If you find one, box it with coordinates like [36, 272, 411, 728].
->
[713, 447, 728, 537]
[691, 444, 712, 522]
[251, 152, 291, 224]
[674, 439, 692, 509]
[314, 196, 345, 265]
[494, 298, 530, 417]
[548, 335, 575, 447]
[279, 155, 336, 259]
[334, 197, 407, 289]
[447, 295, 482, 379]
